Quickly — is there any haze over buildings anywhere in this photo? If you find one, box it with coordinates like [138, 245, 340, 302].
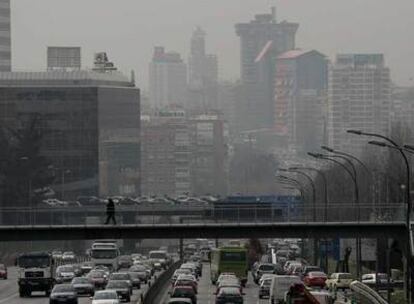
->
[10, 0, 414, 87]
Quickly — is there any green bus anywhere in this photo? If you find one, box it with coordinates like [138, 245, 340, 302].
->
[210, 246, 248, 286]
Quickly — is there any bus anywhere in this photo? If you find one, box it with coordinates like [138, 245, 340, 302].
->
[90, 240, 120, 271]
[210, 246, 248, 286]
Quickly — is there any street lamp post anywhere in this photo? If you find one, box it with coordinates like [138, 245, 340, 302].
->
[290, 166, 329, 269]
[290, 166, 329, 222]
[280, 168, 319, 265]
[348, 129, 412, 303]
[61, 169, 71, 201]
[20, 157, 33, 225]
[280, 169, 316, 221]
[276, 175, 306, 200]
[308, 152, 362, 277]
[320, 146, 367, 278]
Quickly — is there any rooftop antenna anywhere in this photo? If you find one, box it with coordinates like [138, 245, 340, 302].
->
[269, 0, 277, 22]
[271, 6, 277, 22]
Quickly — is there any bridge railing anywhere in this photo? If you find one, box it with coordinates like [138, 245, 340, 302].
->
[0, 203, 405, 226]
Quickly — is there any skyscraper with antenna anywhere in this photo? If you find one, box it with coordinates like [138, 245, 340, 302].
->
[235, 7, 298, 132]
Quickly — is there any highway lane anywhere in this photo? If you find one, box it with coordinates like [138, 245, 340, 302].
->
[0, 267, 157, 304]
[160, 264, 268, 304]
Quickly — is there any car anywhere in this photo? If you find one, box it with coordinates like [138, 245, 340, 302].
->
[258, 277, 272, 299]
[127, 272, 142, 289]
[129, 265, 150, 283]
[168, 298, 193, 304]
[171, 269, 192, 284]
[87, 270, 108, 289]
[216, 273, 239, 286]
[71, 277, 95, 296]
[215, 287, 243, 304]
[284, 260, 302, 273]
[49, 284, 78, 304]
[109, 273, 133, 294]
[180, 264, 199, 279]
[310, 290, 334, 304]
[288, 264, 303, 276]
[269, 275, 302, 304]
[0, 264, 7, 279]
[105, 280, 131, 302]
[254, 263, 279, 284]
[361, 273, 389, 286]
[304, 271, 328, 288]
[173, 275, 198, 294]
[52, 251, 63, 261]
[170, 286, 197, 304]
[62, 251, 76, 262]
[118, 255, 133, 269]
[215, 279, 243, 296]
[73, 264, 83, 277]
[56, 265, 76, 283]
[301, 266, 322, 277]
[258, 273, 276, 286]
[93, 265, 111, 276]
[149, 250, 170, 269]
[80, 262, 93, 275]
[91, 290, 120, 304]
[325, 272, 354, 291]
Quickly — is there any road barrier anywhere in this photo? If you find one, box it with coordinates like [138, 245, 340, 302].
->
[142, 260, 182, 304]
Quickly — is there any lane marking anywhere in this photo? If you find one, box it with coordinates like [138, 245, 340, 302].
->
[0, 292, 17, 303]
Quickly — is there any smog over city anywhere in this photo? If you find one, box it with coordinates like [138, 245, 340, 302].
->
[0, 1, 413, 303]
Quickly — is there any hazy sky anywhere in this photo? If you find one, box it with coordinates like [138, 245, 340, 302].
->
[11, 0, 414, 89]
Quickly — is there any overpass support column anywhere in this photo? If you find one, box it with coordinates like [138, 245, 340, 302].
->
[179, 217, 184, 261]
[313, 239, 318, 266]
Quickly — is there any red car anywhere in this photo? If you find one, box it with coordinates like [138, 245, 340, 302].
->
[0, 264, 7, 279]
[304, 271, 327, 287]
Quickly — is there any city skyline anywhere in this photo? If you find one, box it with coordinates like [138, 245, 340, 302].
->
[10, 0, 414, 88]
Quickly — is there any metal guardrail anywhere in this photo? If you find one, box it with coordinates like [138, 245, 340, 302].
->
[142, 260, 182, 304]
[0, 204, 405, 226]
[350, 281, 389, 304]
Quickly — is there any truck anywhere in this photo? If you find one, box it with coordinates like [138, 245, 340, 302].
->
[90, 240, 120, 271]
[17, 252, 55, 297]
[210, 246, 248, 286]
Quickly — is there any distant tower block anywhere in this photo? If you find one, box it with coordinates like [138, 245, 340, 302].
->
[0, 0, 11, 71]
[47, 47, 81, 71]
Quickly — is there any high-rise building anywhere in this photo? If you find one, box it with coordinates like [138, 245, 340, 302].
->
[47, 47, 81, 71]
[189, 114, 227, 195]
[0, 70, 140, 204]
[328, 54, 391, 156]
[188, 27, 219, 113]
[391, 87, 414, 142]
[141, 110, 191, 196]
[275, 50, 328, 155]
[141, 111, 228, 196]
[149, 47, 187, 109]
[0, 0, 11, 71]
[235, 7, 299, 132]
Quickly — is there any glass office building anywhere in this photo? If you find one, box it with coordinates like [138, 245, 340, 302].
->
[0, 71, 140, 202]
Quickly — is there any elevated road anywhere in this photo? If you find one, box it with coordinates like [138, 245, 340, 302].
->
[0, 221, 406, 242]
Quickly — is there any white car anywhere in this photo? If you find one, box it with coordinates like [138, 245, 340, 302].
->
[62, 251, 76, 262]
[361, 273, 389, 285]
[91, 290, 120, 304]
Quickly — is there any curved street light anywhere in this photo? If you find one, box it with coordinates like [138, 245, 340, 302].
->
[280, 168, 319, 265]
[280, 168, 316, 221]
[349, 130, 412, 302]
[275, 175, 305, 200]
